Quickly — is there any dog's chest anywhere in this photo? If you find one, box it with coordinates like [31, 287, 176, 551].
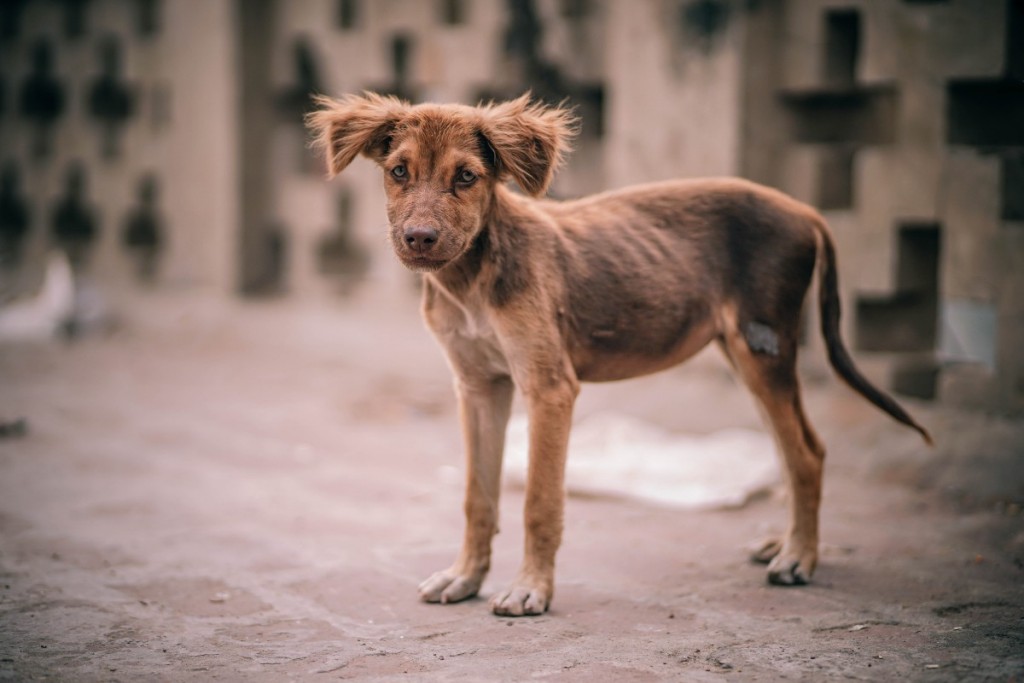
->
[425, 290, 511, 378]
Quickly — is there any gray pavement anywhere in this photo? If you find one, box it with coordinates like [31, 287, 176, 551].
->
[1, 293, 1022, 681]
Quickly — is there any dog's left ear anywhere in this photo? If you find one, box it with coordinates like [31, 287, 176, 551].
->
[479, 94, 578, 197]
[306, 92, 409, 177]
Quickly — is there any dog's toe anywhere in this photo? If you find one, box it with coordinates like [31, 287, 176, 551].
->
[767, 562, 809, 586]
[418, 570, 481, 604]
[749, 537, 783, 565]
[490, 584, 549, 617]
[766, 547, 816, 586]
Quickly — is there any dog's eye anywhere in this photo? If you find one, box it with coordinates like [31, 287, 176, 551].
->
[457, 169, 477, 185]
[391, 165, 407, 180]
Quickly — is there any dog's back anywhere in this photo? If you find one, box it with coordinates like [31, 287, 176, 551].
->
[491, 178, 818, 383]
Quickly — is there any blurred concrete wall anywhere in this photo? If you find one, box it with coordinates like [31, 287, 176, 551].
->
[740, 0, 1022, 411]
[0, 0, 1021, 411]
[0, 0, 238, 294]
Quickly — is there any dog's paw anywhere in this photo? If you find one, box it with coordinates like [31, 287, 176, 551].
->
[489, 582, 550, 617]
[765, 545, 817, 586]
[418, 569, 482, 604]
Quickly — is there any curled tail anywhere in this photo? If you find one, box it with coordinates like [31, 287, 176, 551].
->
[812, 218, 933, 446]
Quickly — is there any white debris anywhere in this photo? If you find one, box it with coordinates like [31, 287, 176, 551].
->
[504, 412, 778, 510]
[0, 252, 74, 342]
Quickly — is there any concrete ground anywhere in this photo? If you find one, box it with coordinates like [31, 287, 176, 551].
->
[1, 291, 1022, 682]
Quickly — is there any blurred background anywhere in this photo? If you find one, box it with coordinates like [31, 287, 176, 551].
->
[0, 0, 1021, 412]
[2, 3, 1023, 678]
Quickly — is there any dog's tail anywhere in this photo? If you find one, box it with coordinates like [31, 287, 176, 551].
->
[812, 217, 933, 446]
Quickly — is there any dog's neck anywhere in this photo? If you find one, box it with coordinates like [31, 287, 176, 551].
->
[425, 226, 488, 299]
[426, 184, 533, 307]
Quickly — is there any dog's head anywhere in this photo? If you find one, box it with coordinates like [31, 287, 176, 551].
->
[307, 93, 577, 272]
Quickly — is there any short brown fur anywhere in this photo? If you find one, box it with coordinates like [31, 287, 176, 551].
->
[307, 93, 931, 617]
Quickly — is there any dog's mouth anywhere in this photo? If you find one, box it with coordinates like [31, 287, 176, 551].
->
[398, 252, 450, 272]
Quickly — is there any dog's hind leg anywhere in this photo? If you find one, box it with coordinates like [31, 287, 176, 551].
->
[419, 376, 515, 604]
[718, 308, 826, 585]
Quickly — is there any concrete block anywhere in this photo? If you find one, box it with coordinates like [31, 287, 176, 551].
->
[941, 150, 1002, 302]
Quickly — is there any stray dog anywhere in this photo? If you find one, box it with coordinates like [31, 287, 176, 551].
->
[307, 93, 931, 617]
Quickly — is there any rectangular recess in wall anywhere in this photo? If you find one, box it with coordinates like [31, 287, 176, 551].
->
[891, 359, 939, 400]
[780, 85, 898, 145]
[947, 79, 1024, 147]
[817, 146, 855, 209]
[855, 223, 940, 353]
[338, 0, 359, 29]
[824, 9, 859, 87]
[441, 0, 467, 25]
[1004, 153, 1024, 221]
[1007, 0, 1024, 79]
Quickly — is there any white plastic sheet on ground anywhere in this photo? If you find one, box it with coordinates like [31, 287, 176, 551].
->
[504, 412, 779, 510]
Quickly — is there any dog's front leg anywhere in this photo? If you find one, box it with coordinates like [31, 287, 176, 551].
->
[419, 376, 514, 604]
[490, 375, 578, 616]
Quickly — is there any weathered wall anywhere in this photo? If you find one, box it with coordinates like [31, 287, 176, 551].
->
[2, 0, 1019, 411]
[741, 0, 1022, 411]
[0, 0, 238, 298]
[605, 0, 743, 188]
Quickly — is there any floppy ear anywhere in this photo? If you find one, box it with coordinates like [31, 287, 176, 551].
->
[479, 94, 578, 197]
[306, 92, 409, 177]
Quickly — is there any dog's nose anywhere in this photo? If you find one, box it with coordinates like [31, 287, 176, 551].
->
[404, 226, 438, 253]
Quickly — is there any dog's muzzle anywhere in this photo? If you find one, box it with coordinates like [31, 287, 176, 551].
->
[404, 225, 438, 254]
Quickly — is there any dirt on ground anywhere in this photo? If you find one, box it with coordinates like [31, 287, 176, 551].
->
[1, 291, 1022, 682]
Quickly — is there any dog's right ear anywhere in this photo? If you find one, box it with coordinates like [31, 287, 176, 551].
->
[306, 93, 409, 177]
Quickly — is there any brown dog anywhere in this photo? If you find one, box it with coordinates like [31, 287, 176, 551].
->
[307, 93, 931, 617]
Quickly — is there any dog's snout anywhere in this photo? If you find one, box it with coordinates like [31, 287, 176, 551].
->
[404, 225, 438, 253]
